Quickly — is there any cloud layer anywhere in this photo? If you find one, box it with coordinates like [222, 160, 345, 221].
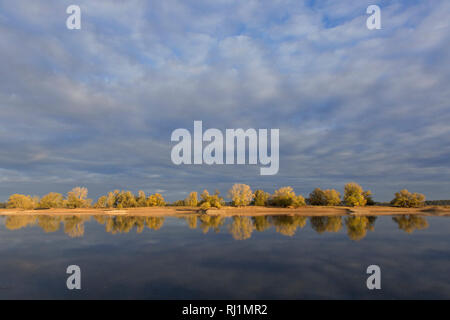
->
[0, 0, 449, 201]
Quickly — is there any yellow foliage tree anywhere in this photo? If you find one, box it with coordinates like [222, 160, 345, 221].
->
[147, 193, 166, 206]
[7, 194, 37, 210]
[185, 192, 198, 207]
[253, 189, 269, 206]
[66, 187, 91, 208]
[39, 192, 64, 209]
[270, 187, 306, 208]
[391, 189, 425, 208]
[228, 184, 254, 207]
[343, 183, 368, 206]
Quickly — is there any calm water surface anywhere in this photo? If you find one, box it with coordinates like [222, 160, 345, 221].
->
[0, 214, 448, 299]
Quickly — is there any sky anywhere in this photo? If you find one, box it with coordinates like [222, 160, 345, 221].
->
[0, 0, 449, 202]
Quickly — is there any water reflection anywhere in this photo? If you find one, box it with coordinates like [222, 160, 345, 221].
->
[1, 214, 433, 240]
[345, 216, 377, 241]
[392, 215, 429, 233]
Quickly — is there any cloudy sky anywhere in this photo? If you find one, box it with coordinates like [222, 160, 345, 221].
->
[0, 0, 449, 202]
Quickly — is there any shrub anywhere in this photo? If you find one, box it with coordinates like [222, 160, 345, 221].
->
[391, 189, 425, 208]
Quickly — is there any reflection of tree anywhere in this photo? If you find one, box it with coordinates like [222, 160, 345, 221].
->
[105, 216, 146, 234]
[145, 217, 164, 230]
[270, 215, 307, 236]
[94, 216, 165, 233]
[310, 216, 342, 234]
[392, 215, 429, 233]
[63, 216, 88, 238]
[199, 215, 225, 233]
[38, 216, 62, 233]
[4, 215, 37, 230]
[345, 216, 377, 241]
[229, 216, 253, 240]
[252, 216, 271, 232]
[184, 215, 198, 229]
[93, 215, 108, 225]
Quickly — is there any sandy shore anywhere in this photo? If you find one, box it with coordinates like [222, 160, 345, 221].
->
[0, 206, 449, 217]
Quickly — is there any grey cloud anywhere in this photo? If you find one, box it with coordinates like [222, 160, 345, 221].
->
[0, 0, 449, 202]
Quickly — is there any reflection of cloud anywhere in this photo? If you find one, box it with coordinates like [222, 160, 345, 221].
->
[0, 215, 449, 299]
[0, 1, 449, 201]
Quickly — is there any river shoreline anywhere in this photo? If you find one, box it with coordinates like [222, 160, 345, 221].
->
[0, 206, 449, 217]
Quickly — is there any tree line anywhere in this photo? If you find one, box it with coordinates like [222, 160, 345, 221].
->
[1, 182, 429, 210]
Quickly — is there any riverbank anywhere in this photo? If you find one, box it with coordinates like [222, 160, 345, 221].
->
[0, 205, 449, 217]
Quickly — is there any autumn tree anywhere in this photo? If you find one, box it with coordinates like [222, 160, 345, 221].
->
[39, 192, 64, 208]
[136, 190, 147, 207]
[253, 189, 269, 206]
[199, 190, 223, 209]
[66, 187, 92, 208]
[390, 189, 425, 208]
[115, 191, 137, 208]
[185, 192, 198, 207]
[94, 196, 107, 208]
[270, 187, 305, 208]
[7, 194, 37, 210]
[106, 190, 120, 208]
[343, 183, 369, 206]
[309, 188, 341, 206]
[363, 190, 374, 205]
[147, 193, 166, 206]
[308, 188, 326, 205]
[228, 184, 254, 207]
[172, 200, 185, 206]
